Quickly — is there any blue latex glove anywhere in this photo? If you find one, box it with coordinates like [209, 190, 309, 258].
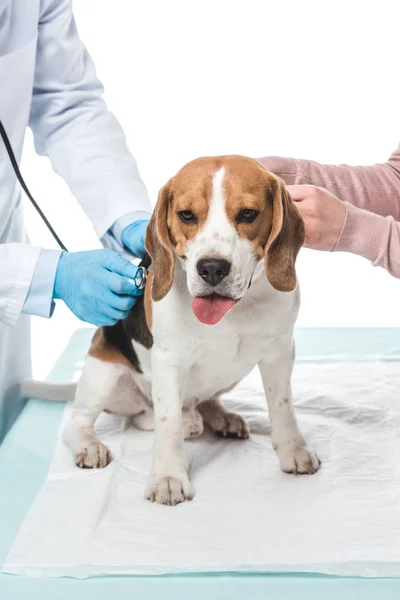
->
[53, 250, 144, 326]
[121, 219, 149, 258]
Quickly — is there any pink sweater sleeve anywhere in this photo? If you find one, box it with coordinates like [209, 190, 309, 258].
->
[259, 147, 400, 278]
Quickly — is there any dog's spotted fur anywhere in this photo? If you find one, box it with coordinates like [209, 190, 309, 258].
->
[62, 156, 320, 505]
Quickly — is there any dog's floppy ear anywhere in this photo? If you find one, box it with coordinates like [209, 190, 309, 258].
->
[145, 179, 175, 301]
[264, 178, 305, 292]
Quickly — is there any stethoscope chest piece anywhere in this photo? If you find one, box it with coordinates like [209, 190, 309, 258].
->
[134, 266, 147, 290]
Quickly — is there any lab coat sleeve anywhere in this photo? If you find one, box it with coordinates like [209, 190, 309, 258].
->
[29, 0, 151, 241]
[110, 211, 151, 247]
[22, 249, 61, 318]
[103, 209, 151, 256]
[0, 244, 42, 328]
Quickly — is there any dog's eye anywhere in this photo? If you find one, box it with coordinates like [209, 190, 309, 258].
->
[178, 210, 197, 224]
[237, 209, 259, 223]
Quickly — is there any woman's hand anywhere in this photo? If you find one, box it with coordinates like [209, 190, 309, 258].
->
[287, 185, 347, 251]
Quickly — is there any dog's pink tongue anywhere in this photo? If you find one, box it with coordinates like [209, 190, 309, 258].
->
[192, 296, 236, 325]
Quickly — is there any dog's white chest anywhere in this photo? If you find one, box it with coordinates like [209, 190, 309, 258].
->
[183, 332, 265, 402]
[134, 329, 268, 405]
[133, 277, 298, 405]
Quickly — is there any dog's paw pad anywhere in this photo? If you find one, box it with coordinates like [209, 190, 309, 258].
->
[145, 475, 193, 506]
[183, 409, 204, 439]
[278, 444, 320, 475]
[75, 442, 111, 469]
[215, 413, 249, 439]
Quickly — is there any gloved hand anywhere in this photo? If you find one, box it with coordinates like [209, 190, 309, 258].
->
[53, 249, 144, 326]
[121, 219, 149, 258]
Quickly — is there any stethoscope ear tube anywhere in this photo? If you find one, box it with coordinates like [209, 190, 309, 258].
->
[0, 119, 147, 291]
[0, 119, 68, 251]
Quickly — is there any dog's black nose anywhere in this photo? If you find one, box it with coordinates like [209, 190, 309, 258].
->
[197, 258, 231, 287]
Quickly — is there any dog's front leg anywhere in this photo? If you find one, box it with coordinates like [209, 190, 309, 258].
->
[145, 348, 193, 505]
[259, 338, 320, 475]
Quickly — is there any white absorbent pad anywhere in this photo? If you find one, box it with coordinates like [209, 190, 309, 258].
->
[3, 359, 400, 579]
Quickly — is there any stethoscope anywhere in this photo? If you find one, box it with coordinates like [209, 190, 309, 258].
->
[0, 120, 147, 291]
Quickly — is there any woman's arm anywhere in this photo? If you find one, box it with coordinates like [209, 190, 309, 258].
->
[337, 203, 400, 277]
[259, 145, 400, 219]
[259, 146, 400, 278]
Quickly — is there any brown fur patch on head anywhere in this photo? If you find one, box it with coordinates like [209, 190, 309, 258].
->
[219, 156, 304, 292]
[167, 159, 216, 257]
[222, 156, 276, 259]
[145, 155, 304, 303]
[145, 158, 220, 301]
[148, 156, 267, 274]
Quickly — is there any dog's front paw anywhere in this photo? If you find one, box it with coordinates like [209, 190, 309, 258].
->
[75, 441, 111, 469]
[276, 441, 320, 475]
[145, 473, 194, 506]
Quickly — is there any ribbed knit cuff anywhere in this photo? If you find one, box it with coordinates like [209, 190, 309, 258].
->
[334, 202, 391, 263]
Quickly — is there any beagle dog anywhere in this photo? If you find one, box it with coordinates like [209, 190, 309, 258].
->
[61, 155, 320, 505]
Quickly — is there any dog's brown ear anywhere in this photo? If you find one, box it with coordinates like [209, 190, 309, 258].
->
[145, 179, 175, 301]
[264, 179, 305, 292]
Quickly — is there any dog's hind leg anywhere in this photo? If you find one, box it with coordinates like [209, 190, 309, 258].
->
[133, 403, 204, 439]
[63, 356, 146, 468]
[198, 398, 249, 439]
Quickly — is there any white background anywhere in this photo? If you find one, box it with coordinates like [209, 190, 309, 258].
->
[22, 0, 400, 378]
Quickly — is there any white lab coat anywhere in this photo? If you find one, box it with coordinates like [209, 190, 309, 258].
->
[0, 0, 150, 439]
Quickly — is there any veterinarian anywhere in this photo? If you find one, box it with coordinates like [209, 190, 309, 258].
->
[0, 0, 150, 440]
[260, 147, 400, 276]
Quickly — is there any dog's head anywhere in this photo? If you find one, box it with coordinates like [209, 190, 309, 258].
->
[145, 156, 304, 325]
